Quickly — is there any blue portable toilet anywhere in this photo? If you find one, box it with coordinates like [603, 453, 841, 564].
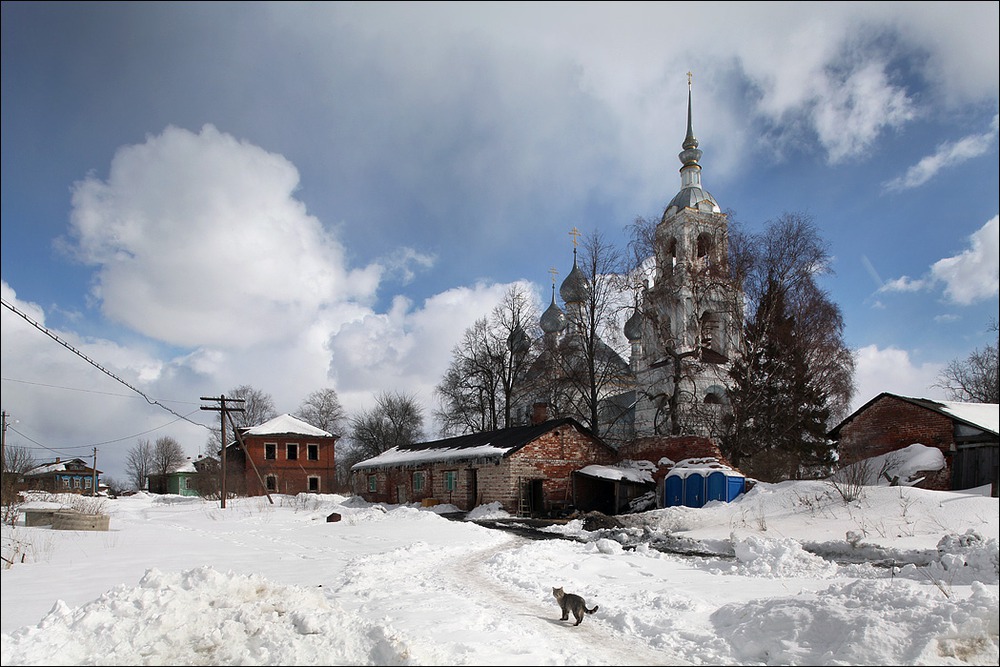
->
[663, 458, 746, 508]
[707, 470, 746, 502]
[683, 472, 705, 508]
[664, 475, 683, 507]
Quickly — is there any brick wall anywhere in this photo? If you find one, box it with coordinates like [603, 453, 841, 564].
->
[352, 423, 616, 513]
[837, 395, 954, 491]
[237, 434, 338, 496]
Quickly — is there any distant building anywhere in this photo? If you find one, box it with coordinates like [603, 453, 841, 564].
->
[147, 455, 217, 497]
[225, 413, 338, 496]
[22, 457, 101, 495]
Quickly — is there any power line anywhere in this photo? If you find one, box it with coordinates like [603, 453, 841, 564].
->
[1, 296, 207, 429]
[1, 376, 200, 405]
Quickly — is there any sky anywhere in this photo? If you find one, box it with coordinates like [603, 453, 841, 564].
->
[1, 2, 998, 481]
[1, 445, 998, 665]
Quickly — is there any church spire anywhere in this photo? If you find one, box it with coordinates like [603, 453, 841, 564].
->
[678, 71, 703, 190]
[665, 71, 720, 215]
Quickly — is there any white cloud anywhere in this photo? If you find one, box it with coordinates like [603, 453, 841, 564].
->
[61, 124, 383, 349]
[851, 344, 946, 411]
[930, 215, 1000, 305]
[884, 115, 999, 191]
[879, 216, 1000, 305]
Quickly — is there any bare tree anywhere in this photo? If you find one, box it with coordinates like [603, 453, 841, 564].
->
[434, 284, 539, 435]
[935, 319, 999, 403]
[151, 436, 187, 476]
[349, 391, 425, 460]
[1, 444, 36, 505]
[297, 388, 347, 435]
[124, 439, 154, 491]
[205, 384, 277, 452]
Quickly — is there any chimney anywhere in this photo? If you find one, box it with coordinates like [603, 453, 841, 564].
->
[532, 402, 550, 425]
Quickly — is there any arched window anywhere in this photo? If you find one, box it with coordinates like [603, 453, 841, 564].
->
[703, 392, 723, 404]
[697, 232, 714, 260]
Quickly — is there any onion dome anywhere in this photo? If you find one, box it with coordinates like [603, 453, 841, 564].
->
[559, 249, 590, 304]
[624, 307, 644, 342]
[507, 324, 530, 354]
[540, 284, 567, 334]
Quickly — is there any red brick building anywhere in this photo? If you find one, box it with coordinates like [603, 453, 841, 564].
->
[829, 393, 998, 495]
[225, 414, 338, 496]
[351, 417, 617, 515]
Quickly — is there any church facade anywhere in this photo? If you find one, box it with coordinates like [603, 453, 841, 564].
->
[521, 82, 742, 445]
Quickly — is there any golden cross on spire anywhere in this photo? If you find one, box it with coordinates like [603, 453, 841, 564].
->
[687, 71, 693, 89]
[569, 227, 581, 248]
[548, 266, 559, 285]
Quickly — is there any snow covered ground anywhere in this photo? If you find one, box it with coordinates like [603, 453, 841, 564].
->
[1, 474, 997, 665]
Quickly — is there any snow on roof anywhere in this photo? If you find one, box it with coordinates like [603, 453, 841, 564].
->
[244, 413, 333, 438]
[938, 401, 999, 435]
[577, 461, 655, 485]
[353, 443, 511, 469]
[666, 457, 742, 479]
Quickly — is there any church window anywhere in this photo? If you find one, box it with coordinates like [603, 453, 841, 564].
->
[697, 232, 714, 260]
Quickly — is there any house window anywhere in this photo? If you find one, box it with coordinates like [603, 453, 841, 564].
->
[61, 477, 70, 489]
[84, 477, 92, 489]
[308, 476, 320, 492]
[367, 475, 377, 492]
[265, 443, 277, 460]
[265, 475, 277, 491]
[444, 470, 457, 492]
[286, 443, 298, 460]
[307, 444, 319, 461]
[413, 471, 425, 493]
[73, 477, 81, 488]
[184, 477, 193, 490]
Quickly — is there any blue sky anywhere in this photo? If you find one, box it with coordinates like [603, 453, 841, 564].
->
[2, 2, 998, 480]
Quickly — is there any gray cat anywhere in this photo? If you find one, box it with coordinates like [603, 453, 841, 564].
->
[552, 586, 598, 626]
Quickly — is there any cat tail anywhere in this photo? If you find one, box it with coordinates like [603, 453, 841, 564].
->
[586, 605, 598, 614]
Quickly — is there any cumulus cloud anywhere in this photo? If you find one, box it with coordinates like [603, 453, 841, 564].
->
[852, 344, 946, 409]
[884, 115, 999, 191]
[60, 125, 382, 348]
[879, 216, 1000, 305]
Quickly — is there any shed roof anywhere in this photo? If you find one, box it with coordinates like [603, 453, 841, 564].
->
[828, 392, 999, 439]
[352, 418, 609, 471]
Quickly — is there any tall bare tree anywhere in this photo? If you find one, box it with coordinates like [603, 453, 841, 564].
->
[434, 284, 539, 435]
[1, 444, 36, 505]
[124, 439, 154, 491]
[349, 390, 425, 461]
[150, 436, 187, 476]
[936, 319, 999, 403]
[297, 388, 347, 435]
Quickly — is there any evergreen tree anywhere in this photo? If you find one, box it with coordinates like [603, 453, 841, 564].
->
[725, 278, 833, 479]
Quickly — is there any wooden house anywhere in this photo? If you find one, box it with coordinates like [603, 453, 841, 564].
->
[828, 393, 998, 495]
[350, 417, 617, 515]
[225, 414, 338, 496]
[21, 458, 101, 495]
[147, 456, 217, 497]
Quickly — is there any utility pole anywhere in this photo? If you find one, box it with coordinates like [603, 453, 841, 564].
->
[200, 395, 244, 509]
[92, 447, 98, 496]
[1, 411, 8, 479]
[1, 411, 8, 499]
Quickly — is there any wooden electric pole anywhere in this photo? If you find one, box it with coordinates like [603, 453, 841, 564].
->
[200, 395, 245, 508]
